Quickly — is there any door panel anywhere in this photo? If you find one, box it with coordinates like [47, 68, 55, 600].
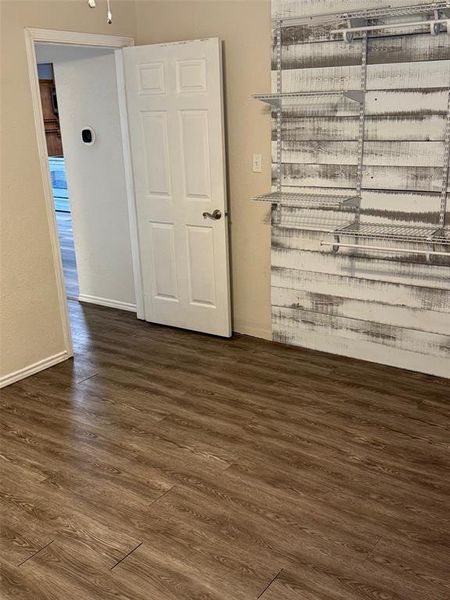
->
[138, 62, 166, 94]
[150, 223, 179, 301]
[186, 225, 216, 307]
[179, 110, 211, 199]
[142, 112, 171, 196]
[176, 58, 207, 92]
[123, 38, 231, 336]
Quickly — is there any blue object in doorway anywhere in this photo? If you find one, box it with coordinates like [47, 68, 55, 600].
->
[49, 156, 70, 212]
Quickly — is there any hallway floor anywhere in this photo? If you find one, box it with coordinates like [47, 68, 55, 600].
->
[56, 211, 78, 299]
[1, 301, 449, 599]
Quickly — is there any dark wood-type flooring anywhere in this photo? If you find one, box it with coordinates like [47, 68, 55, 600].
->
[1, 301, 449, 599]
[56, 211, 79, 300]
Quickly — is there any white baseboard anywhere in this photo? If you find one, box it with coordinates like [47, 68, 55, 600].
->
[233, 320, 272, 340]
[78, 294, 136, 312]
[0, 350, 69, 388]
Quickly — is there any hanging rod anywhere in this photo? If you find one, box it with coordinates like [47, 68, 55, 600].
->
[331, 17, 449, 41]
[320, 241, 450, 257]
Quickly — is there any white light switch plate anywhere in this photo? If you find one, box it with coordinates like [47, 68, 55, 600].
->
[252, 153, 262, 173]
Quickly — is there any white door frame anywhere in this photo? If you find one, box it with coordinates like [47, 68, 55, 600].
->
[24, 28, 143, 359]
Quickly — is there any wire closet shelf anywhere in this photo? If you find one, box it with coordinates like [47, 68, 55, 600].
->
[335, 223, 450, 245]
[253, 90, 364, 107]
[276, 2, 450, 27]
[253, 192, 360, 210]
[253, 1, 450, 255]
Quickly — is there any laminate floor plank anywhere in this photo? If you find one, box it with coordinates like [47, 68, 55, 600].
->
[1, 538, 151, 600]
[0, 395, 229, 482]
[258, 566, 385, 600]
[139, 477, 374, 568]
[134, 408, 450, 538]
[1, 557, 49, 600]
[0, 416, 173, 502]
[259, 542, 449, 600]
[113, 530, 281, 600]
[96, 345, 450, 448]
[1, 468, 142, 569]
[221, 462, 450, 554]
[1, 300, 449, 599]
[367, 537, 450, 593]
[0, 502, 53, 567]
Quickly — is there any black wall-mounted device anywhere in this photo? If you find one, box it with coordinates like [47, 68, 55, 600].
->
[81, 127, 95, 145]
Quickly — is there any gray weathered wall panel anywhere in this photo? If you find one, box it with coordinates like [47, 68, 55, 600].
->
[269, 1, 450, 377]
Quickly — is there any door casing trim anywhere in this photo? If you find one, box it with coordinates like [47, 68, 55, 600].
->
[24, 28, 142, 363]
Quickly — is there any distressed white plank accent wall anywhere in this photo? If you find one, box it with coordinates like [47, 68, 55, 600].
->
[269, 0, 450, 377]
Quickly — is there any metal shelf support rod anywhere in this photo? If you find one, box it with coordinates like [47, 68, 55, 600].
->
[275, 19, 282, 195]
[320, 241, 450, 257]
[274, 18, 283, 226]
[440, 89, 450, 227]
[355, 31, 368, 225]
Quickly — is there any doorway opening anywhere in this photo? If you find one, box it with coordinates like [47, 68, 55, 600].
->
[25, 29, 230, 372]
[37, 61, 79, 300]
[32, 38, 141, 356]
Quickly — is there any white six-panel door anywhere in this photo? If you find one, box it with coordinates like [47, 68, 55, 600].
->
[122, 38, 231, 336]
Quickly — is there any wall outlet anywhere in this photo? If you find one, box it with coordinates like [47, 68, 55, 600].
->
[252, 153, 262, 173]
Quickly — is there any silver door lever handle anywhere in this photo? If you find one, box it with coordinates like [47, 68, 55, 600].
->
[202, 209, 222, 220]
